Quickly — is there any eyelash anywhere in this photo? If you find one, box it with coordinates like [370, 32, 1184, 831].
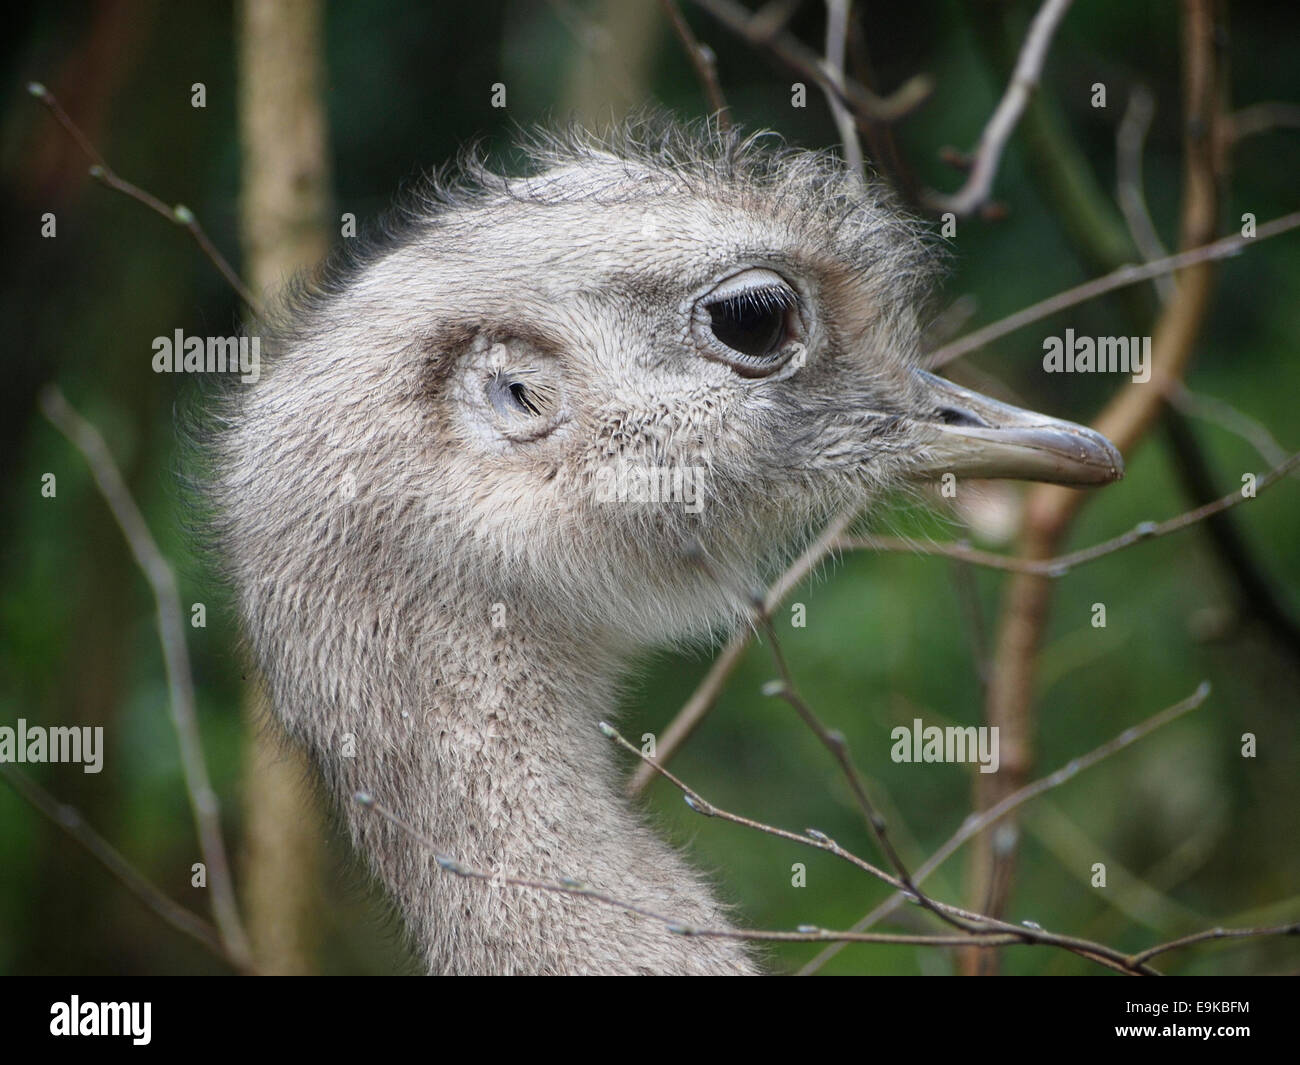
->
[712, 286, 797, 318]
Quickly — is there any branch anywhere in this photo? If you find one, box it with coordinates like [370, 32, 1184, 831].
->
[26, 82, 260, 312]
[985, 2, 1300, 676]
[752, 608, 983, 935]
[628, 508, 856, 796]
[968, 8, 1144, 281]
[1227, 101, 1300, 144]
[842, 450, 1300, 577]
[659, 0, 732, 128]
[604, 724, 1158, 974]
[822, 0, 865, 180]
[633, 440, 1297, 795]
[800, 681, 1210, 973]
[1107, 57, 1300, 670]
[0, 764, 242, 969]
[689, 0, 932, 123]
[922, 0, 1075, 216]
[963, 0, 1225, 972]
[364, 799, 1037, 952]
[1130, 923, 1300, 966]
[926, 210, 1300, 368]
[39, 387, 253, 972]
[1116, 85, 1174, 302]
[359, 690, 1293, 974]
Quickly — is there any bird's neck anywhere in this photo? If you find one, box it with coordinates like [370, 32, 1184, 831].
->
[311, 598, 756, 974]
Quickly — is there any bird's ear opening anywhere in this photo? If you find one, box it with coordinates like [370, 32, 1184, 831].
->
[451, 332, 568, 444]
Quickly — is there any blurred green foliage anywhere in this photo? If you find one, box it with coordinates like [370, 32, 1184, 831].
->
[1, 0, 1297, 974]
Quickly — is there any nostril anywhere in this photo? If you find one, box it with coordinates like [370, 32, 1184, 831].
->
[936, 406, 988, 428]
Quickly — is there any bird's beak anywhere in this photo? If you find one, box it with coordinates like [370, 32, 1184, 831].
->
[909, 370, 1123, 486]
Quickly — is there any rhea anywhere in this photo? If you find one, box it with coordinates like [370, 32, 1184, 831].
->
[209, 123, 1121, 974]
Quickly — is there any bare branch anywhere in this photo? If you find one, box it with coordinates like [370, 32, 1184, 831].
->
[843, 450, 1300, 577]
[1227, 101, 1300, 143]
[606, 724, 1158, 973]
[1116, 85, 1174, 301]
[927, 210, 1300, 368]
[39, 386, 253, 972]
[635, 441, 1297, 796]
[362, 691, 1293, 973]
[801, 681, 1211, 973]
[1130, 923, 1300, 967]
[660, 0, 732, 128]
[822, 0, 865, 180]
[959, 1, 1228, 974]
[360, 801, 1036, 952]
[922, 0, 1075, 216]
[27, 82, 261, 313]
[752, 609, 982, 935]
[1170, 384, 1298, 475]
[0, 764, 241, 968]
[628, 508, 856, 795]
[690, 0, 931, 123]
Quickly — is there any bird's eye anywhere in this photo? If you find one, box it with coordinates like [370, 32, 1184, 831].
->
[708, 291, 788, 359]
[693, 269, 802, 378]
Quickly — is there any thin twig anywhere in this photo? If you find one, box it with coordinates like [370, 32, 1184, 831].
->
[1170, 384, 1298, 475]
[606, 723, 1160, 974]
[39, 386, 254, 972]
[369, 704, 1290, 974]
[752, 609, 982, 935]
[961, 1, 1227, 974]
[842, 450, 1300, 577]
[822, 0, 865, 180]
[927, 209, 1300, 368]
[635, 444, 1296, 793]
[1130, 922, 1300, 966]
[628, 508, 856, 796]
[356, 790, 1021, 950]
[612, 727, 886, 885]
[690, 0, 931, 123]
[367, 799, 1038, 953]
[0, 764, 240, 968]
[1116, 85, 1174, 301]
[660, 0, 732, 127]
[922, 0, 1075, 216]
[1227, 101, 1300, 144]
[27, 81, 261, 313]
[800, 681, 1210, 973]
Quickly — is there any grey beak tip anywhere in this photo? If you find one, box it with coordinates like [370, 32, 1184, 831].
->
[1067, 428, 1125, 486]
[1104, 444, 1126, 483]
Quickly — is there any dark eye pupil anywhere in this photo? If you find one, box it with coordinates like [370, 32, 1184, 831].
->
[707, 295, 786, 359]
